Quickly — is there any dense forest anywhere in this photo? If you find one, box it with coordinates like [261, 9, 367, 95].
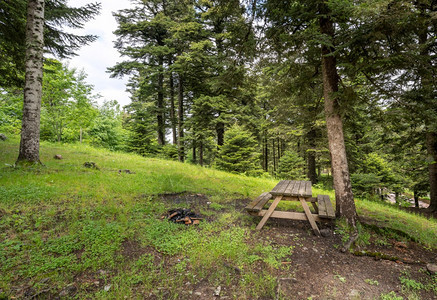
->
[1, 0, 436, 215]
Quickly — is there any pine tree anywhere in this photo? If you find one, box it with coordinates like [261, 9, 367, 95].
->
[216, 124, 261, 176]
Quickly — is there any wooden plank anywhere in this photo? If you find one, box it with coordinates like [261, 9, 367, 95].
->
[300, 197, 320, 236]
[256, 195, 282, 230]
[257, 210, 322, 222]
[298, 181, 307, 197]
[277, 180, 292, 195]
[283, 181, 297, 196]
[270, 181, 288, 195]
[291, 181, 302, 196]
[305, 181, 312, 198]
[324, 195, 335, 218]
[317, 195, 328, 218]
[251, 193, 273, 212]
[245, 192, 270, 211]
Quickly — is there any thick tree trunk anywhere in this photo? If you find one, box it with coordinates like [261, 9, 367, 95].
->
[319, 10, 357, 226]
[17, 0, 45, 165]
[157, 55, 165, 146]
[307, 128, 318, 184]
[178, 74, 185, 162]
[426, 132, 437, 211]
[168, 57, 177, 145]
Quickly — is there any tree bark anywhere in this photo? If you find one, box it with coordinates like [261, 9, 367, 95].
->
[168, 56, 177, 145]
[192, 139, 197, 164]
[426, 132, 437, 211]
[17, 0, 45, 165]
[307, 128, 318, 184]
[199, 140, 204, 166]
[319, 7, 357, 226]
[414, 190, 419, 208]
[272, 138, 276, 172]
[263, 135, 269, 172]
[216, 119, 224, 147]
[178, 74, 185, 162]
[157, 55, 165, 146]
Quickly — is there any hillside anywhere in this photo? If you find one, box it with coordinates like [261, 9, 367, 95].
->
[1, 138, 436, 299]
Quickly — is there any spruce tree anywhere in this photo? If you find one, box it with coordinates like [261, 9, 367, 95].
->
[216, 124, 261, 176]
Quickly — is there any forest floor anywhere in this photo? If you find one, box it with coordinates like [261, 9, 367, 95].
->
[0, 138, 436, 299]
[153, 193, 437, 300]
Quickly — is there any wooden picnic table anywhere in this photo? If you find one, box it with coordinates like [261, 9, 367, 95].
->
[245, 180, 335, 235]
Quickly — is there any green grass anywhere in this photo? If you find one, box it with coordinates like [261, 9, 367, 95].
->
[1, 137, 436, 298]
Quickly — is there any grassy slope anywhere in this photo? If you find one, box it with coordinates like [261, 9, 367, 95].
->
[1, 138, 436, 298]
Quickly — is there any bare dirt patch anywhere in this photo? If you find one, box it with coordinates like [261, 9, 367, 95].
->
[252, 215, 436, 300]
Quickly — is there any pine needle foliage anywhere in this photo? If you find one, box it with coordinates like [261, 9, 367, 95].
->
[216, 124, 261, 176]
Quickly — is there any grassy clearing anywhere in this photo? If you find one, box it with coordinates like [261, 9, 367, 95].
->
[0, 137, 436, 298]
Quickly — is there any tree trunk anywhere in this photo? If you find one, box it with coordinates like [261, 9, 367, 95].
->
[263, 135, 268, 172]
[192, 139, 197, 164]
[216, 119, 224, 147]
[157, 55, 165, 146]
[426, 132, 437, 211]
[178, 74, 184, 162]
[277, 137, 281, 160]
[168, 57, 177, 145]
[319, 8, 357, 226]
[17, 0, 45, 165]
[414, 190, 419, 208]
[272, 138, 276, 172]
[80, 127, 83, 143]
[307, 128, 318, 184]
[199, 140, 204, 166]
[417, 8, 437, 212]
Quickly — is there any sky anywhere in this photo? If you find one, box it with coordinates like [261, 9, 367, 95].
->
[66, 0, 133, 107]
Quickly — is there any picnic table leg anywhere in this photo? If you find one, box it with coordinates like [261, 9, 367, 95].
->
[311, 202, 319, 214]
[299, 197, 321, 236]
[256, 195, 282, 230]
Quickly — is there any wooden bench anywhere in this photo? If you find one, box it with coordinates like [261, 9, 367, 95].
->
[245, 185, 335, 235]
[317, 195, 335, 219]
[245, 192, 272, 213]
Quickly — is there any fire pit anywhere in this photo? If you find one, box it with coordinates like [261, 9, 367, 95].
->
[163, 208, 203, 225]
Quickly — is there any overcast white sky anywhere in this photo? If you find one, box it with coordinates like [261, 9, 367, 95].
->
[66, 0, 133, 107]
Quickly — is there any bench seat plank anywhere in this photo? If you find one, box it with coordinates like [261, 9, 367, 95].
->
[246, 192, 272, 212]
[317, 195, 335, 219]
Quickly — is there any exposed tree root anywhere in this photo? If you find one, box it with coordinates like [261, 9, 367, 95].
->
[341, 231, 358, 253]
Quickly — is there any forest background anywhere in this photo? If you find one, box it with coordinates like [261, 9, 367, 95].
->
[1, 0, 436, 211]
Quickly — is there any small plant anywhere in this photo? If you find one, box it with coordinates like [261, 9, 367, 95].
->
[379, 291, 403, 300]
[400, 272, 425, 291]
[209, 202, 225, 211]
[365, 278, 379, 286]
[334, 273, 346, 283]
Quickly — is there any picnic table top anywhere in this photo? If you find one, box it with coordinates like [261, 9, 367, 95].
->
[270, 180, 312, 198]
